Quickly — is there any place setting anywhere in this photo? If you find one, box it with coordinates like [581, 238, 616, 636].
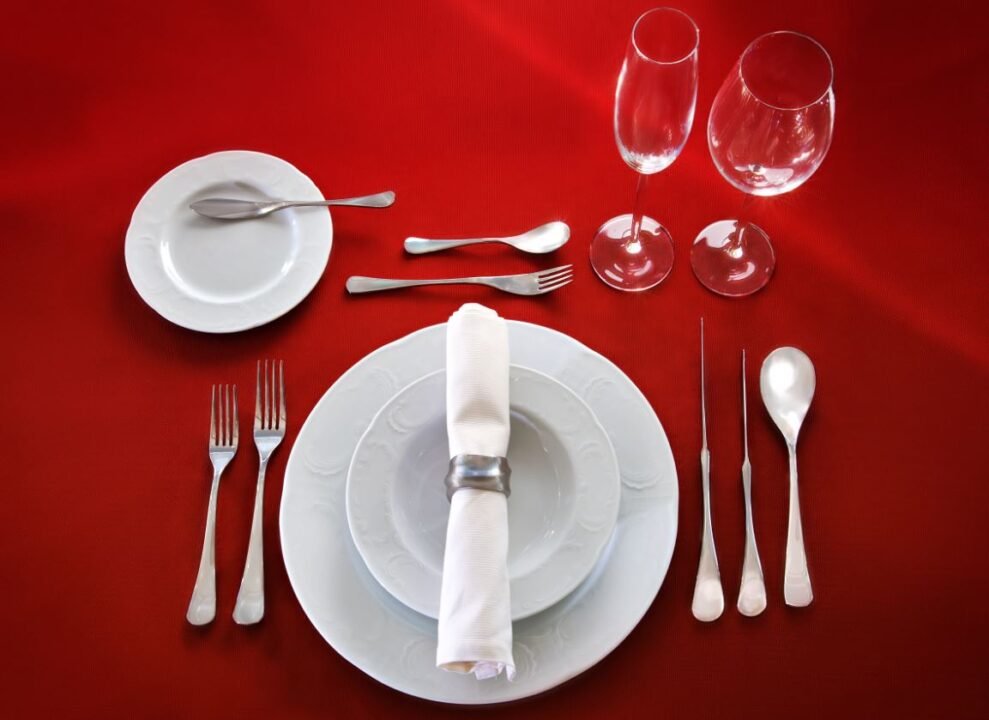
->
[119, 4, 834, 706]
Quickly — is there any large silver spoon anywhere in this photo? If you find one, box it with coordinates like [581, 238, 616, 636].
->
[760, 346, 816, 607]
[403, 221, 570, 255]
[190, 190, 395, 220]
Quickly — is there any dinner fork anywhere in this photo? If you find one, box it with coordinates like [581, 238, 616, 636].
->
[187, 384, 238, 626]
[345, 265, 574, 295]
[233, 360, 285, 625]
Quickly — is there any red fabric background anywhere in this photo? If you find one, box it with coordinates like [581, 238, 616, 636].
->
[2, 1, 988, 717]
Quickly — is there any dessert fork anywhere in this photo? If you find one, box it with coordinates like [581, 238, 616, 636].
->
[187, 384, 238, 626]
[346, 265, 573, 295]
[233, 360, 285, 625]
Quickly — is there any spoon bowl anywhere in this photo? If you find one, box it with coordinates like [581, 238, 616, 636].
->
[760, 346, 816, 447]
[510, 221, 571, 253]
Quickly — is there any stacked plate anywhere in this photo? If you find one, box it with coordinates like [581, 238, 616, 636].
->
[280, 321, 678, 703]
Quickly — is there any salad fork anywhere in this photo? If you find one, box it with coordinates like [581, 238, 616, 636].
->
[233, 360, 285, 625]
[187, 384, 238, 626]
[345, 265, 574, 296]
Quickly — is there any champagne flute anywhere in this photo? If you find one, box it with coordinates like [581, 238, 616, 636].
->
[691, 31, 835, 297]
[591, 7, 699, 292]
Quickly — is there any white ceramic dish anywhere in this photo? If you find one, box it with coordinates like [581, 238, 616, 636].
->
[346, 365, 621, 621]
[124, 150, 331, 332]
[280, 321, 677, 704]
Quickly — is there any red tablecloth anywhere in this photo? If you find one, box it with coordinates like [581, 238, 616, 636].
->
[3, 1, 988, 717]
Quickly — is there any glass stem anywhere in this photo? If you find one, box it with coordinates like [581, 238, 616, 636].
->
[727, 193, 756, 253]
[628, 173, 648, 249]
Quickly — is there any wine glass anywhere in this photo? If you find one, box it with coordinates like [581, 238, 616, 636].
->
[591, 7, 699, 292]
[691, 31, 835, 297]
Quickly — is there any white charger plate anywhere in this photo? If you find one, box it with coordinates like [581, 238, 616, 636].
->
[280, 321, 677, 704]
[346, 366, 621, 621]
[124, 150, 332, 332]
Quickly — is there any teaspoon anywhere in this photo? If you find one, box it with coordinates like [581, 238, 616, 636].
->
[403, 221, 570, 255]
[760, 346, 816, 607]
[190, 191, 395, 220]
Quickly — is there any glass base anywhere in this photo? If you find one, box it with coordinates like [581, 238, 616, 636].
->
[690, 220, 775, 297]
[590, 214, 673, 292]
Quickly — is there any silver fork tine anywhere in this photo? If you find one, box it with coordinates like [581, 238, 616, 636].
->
[224, 385, 231, 446]
[539, 269, 574, 283]
[270, 359, 277, 430]
[538, 277, 573, 294]
[216, 383, 227, 447]
[265, 359, 272, 430]
[539, 267, 574, 282]
[232, 385, 239, 446]
[278, 360, 285, 430]
[537, 264, 573, 279]
[255, 361, 262, 430]
[210, 385, 217, 446]
[225, 385, 230, 446]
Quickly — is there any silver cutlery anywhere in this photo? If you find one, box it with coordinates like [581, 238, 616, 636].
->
[737, 350, 767, 616]
[187, 384, 238, 626]
[190, 191, 395, 220]
[233, 360, 286, 625]
[346, 265, 574, 296]
[760, 347, 816, 607]
[692, 318, 724, 622]
[403, 221, 570, 255]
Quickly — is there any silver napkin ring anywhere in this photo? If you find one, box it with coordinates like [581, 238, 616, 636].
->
[444, 454, 512, 502]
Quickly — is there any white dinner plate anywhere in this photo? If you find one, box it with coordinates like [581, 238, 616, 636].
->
[124, 150, 332, 332]
[346, 366, 621, 621]
[280, 321, 677, 704]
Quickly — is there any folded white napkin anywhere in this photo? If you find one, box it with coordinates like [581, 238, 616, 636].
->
[436, 303, 515, 680]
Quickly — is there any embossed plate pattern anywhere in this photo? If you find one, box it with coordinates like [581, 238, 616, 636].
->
[124, 150, 332, 333]
[346, 366, 621, 620]
[280, 321, 677, 704]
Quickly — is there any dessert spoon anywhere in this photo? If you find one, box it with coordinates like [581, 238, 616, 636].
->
[760, 346, 816, 607]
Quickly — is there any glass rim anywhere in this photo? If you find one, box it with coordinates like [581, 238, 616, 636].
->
[737, 30, 834, 111]
[630, 7, 700, 66]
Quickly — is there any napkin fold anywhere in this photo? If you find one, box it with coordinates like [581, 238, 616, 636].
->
[436, 303, 515, 680]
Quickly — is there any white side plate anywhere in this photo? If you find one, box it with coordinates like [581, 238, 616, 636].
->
[124, 150, 332, 333]
[346, 366, 621, 621]
[280, 321, 677, 704]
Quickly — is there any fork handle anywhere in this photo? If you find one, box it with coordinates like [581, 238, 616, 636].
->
[187, 474, 220, 626]
[233, 462, 267, 624]
[346, 276, 488, 294]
